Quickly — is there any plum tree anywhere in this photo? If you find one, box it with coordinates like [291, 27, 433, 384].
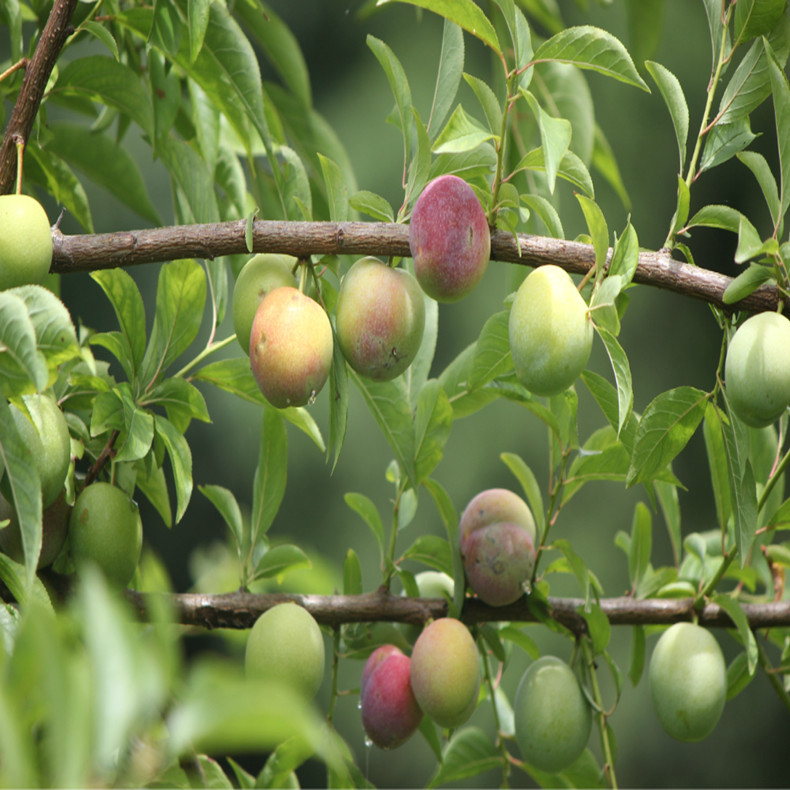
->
[4, 394, 71, 509]
[232, 253, 298, 352]
[459, 489, 537, 606]
[0, 194, 52, 289]
[409, 618, 480, 729]
[245, 603, 325, 700]
[514, 656, 592, 774]
[335, 256, 425, 381]
[724, 311, 790, 427]
[0, 490, 69, 568]
[68, 482, 142, 588]
[360, 644, 422, 749]
[409, 174, 490, 302]
[508, 265, 593, 396]
[249, 286, 334, 408]
[648, 622, 727, 742]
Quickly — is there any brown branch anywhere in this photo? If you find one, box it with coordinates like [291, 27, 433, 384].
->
[122, 588, 790, 633]
[52, 220, 783, 313]
[0, 0, 80, 194]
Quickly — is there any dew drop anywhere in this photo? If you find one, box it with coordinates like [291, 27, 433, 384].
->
[357, 700, 362, 710]
[363, 735, 374, 749]
[308, 390, 317, 406]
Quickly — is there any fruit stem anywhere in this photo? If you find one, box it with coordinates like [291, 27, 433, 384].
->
[14, 135, 24, 195]
[581, 639, 618, 790]
[489, 71, 520, 226]
[172, 334, 237, 379]
[382, 480, 407, 588]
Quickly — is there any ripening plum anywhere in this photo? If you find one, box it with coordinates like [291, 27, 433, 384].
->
[514, 656, 592, 774]
[409, 174, 490, 302]
[336, 257, 425, 381]
[249, 286, 333, 408]
[724, 311, 790, 428]
[459, 488, 536, 547]
[245, 603, 326, 700]
[649, 622, 726, 742]
[508, 265, 593, 396]
[232, 253, 298, 352]
[409, 618, 480, 728]
[360, 645, 422, 749]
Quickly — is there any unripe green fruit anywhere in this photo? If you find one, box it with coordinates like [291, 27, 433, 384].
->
[649, 622, 727, 742]
[0, 490, 69, 568]
[409, 174, 490, 302]
[232, 253, 298, 352]
[413, 570, 454, 600]
[514, 656, 592, 774]
[508, 265, 593, 396]
[336, 257, 425, 381]
[0, 194, 53, 290]
[409, 618, 480, 728]
[6, 394, 71, 508]
[245, 603, 325, 699]
[724, 311, 790, 428]
[69, 482, 142, 588]
[249, 286, 334, 408]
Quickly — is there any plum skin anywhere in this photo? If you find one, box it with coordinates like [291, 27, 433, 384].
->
[249, 286, 333, 409]
[409, 618, 480, 728]
[514, 656, 592, 774]
[649, 622, 726, 742]
[245, 603, 326, 700]
[409, 174, 490, 303]
[0, 194, 52, 289]
[508, 265, 593, 396]
[724, 311, 790, 428]
[459, 489, 537, 607]
[360, 645, 422, 749]
[336, 257, 425, 381]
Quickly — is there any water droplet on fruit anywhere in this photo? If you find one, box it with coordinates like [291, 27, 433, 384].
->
[363, 735, 373, 749]
[308, 390, 317, 406]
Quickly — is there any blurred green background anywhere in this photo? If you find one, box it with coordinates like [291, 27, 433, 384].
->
[54, 1, 788, 787]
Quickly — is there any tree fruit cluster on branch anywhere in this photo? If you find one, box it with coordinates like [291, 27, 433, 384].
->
[3, 0, 790, 788]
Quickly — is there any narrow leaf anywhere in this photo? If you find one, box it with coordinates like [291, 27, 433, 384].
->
[645, 61, 689, 170]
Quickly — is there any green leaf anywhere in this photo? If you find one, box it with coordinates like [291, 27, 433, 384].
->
[90, 269, 146, 383]
[0, 291, 48, 398]
[154, 415, 193, 523]
[157, 135, 220, 225]
[645, 61, 688, 171]
[722, 263, 774, 304]
[700, 117, 758, 172]
[575, 194, 609, 271]
[738, 151, 781, 228]
[251, 409, 287, 546]
[422, 478, 463, 618]
[628, 624, 646, 686]
[710, 594, 758, 675]
[767, 41, 790, 226]
[253, 544, 311, 581]
[186, 0, 210, 63]
[500, 452, 545, 536]
[521, 194, 565, 238]
[140, 259, 207, 387]
[428, 20, 465, 135]
[349, 190, 394, 223]
[532, 25, 649, 90]
[345, 492, 386, 562]
[629, 501, 652, 592]
[200, 484, 244, 553]
[669, 175, 691, 237]
[553, 538, 592, 601]
[580, 600, 610, 655]
[626, 387, 709, 487]
[523, 91, 572, 194]
[655, 479, 682, 566]
[592, 123, 630, 210]
[581, 369, 638, 454]
[343, 549, 363, 596]
[318, 153, 350, 222]
[463, 73, 503, 137]
[376, 0, 501, 54]
[432, 103, 497, 155]
[414, 380, 453, 484]
[427, 727, 500, 788]
[144, 377, 211, 433]
[595, 325, 634, 438]
[608, 222, 639, 284]
[469, 311, 512, 389]
[134, 459, 172, 528]
[703, 402, 732, 531]
[402, 534, 453, 576]
[514, 146, 594, 196]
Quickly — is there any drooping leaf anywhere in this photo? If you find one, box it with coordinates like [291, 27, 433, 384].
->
[523, 91, 572, 194]
[432, 103, 498, 155]
[428, 20, 465, 136]
[154, 414, 193, 523]
[345, 492, 386, 563]
[414, 380, 453, 484]
[427, 727, 501, 788]
[0, 291, 48, 398]
[250, 409, 287, 547]
[645, 61, 689, 171]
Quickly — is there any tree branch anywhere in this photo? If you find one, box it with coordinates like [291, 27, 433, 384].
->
[123, 588, 790, 633]
[0, 0, 79, 194]
[52, 220, 783, 313]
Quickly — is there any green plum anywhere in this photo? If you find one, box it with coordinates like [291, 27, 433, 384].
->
[514, 656, 592, 773]
[249, 286, 334, 408]
[409, 618, 480, 728]
[0, 490, 70, 568]
[508, 265, 593, 396]
[336, 257, 425, 381]
[232, 253, 298, 352]
[649, 622, 726, 742]
[69, 482, 142, 588]
[724, 311, 790, 428]
[245, 603, 325, 699]
[409, 174, 490, 302]
[0, 194, 52, 290]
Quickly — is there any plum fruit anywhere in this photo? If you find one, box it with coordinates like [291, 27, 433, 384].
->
[0, 490, 69, 569]
[360, 644, 422, 749]
[514, 656, 592, 774]
[409, 618, 480, 728]
[245, 602, 325, 700]
[508, 265, 593, 396]
[0, 194, 52, 290]
[249, 286, 333, 408]
[724, 311, 790, 428]
[232, 253, 298, 352]
[649, 622, 726, 742]
[409, 174, 490, 302]
[336, 256, 425, 381]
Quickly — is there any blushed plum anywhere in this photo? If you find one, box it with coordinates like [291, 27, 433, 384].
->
[360, 645, 422, 749]
[459, 488, 536, 547]
[409, 618, 480, 728]
[249, 286, 333, 409]
[409, 175, 490, 302]
[336, 257, 425, 381]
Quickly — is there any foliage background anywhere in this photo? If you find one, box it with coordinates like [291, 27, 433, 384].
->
[30, 0, 787, 786]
